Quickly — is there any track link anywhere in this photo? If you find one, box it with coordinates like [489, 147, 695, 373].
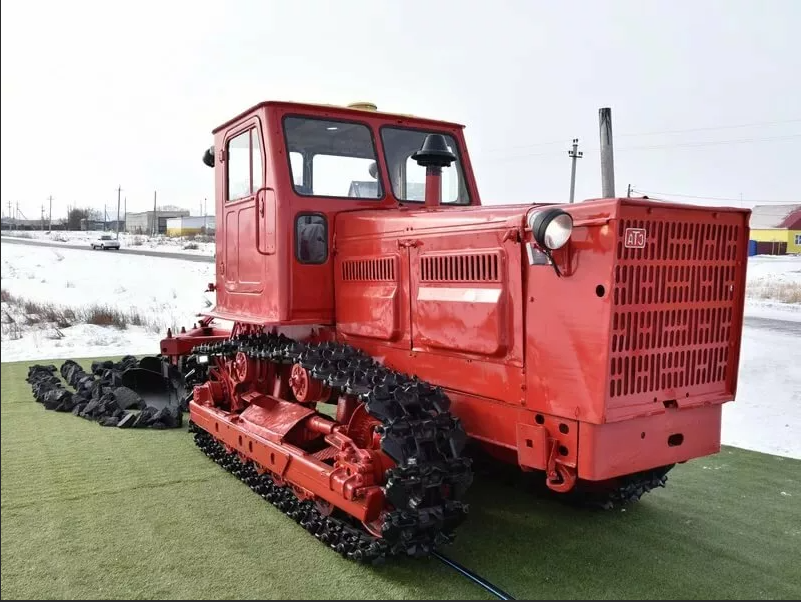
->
[191, 333, 473, 564]
[191, 424, 390, 563]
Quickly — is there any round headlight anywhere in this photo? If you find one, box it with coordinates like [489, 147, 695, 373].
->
[527, 208, 573, 250]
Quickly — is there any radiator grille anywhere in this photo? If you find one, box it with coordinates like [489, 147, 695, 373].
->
[420, 252, 501, 283]
[609, 217, 743, 400]
[341, 257, 396, 282]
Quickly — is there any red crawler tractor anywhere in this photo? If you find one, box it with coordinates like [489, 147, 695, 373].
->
[128, 100, 750, 563]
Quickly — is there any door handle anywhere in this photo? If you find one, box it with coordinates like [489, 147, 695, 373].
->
[254, 187, 272, 256]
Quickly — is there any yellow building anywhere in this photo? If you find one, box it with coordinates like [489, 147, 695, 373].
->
[165, 216, 216, 237]
[749, 204, 801, 255]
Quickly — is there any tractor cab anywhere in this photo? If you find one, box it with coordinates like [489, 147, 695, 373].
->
[201, 100, 481, 326]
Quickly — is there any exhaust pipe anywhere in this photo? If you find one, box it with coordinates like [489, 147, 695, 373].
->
[599, 107, 616, 198]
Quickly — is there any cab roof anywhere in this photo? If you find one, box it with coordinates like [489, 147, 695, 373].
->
[212, 100, 466, 135]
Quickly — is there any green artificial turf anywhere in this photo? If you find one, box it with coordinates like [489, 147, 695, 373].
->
[1, 357, 799, 600]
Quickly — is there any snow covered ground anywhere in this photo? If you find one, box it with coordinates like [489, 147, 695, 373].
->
[1, 229, 215, 256]
[1, 240, 799, 459]
[743, 255, 801, 322]
[1, 241, 214, 360]
[723, 321, 800, 460]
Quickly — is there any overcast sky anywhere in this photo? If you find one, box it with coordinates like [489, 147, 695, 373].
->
[1, 0, 799, 220]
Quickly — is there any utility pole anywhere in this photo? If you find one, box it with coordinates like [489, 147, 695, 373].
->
[567, 138, 583, 203]
[116, 185, 122, 239]
[153, 190, 157, 236]
[41, 204, 45, 230]
[627, 184, 632, 198]
[599, 107, 616, 198]
[48, 195, 53, 231]
[124, 197, 127, 234]
[7, 200, 11, 221]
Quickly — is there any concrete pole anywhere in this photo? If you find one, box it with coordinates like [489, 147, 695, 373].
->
[599, 107, 616, 198]
[116, 186, 122, 239]
[48, 195, 53, 231]
[567, 138, 583, 203]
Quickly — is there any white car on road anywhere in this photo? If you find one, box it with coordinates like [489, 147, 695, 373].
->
[90, 234, 121, 250]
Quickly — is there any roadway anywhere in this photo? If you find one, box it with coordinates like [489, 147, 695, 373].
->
[0, 236, 215, 264]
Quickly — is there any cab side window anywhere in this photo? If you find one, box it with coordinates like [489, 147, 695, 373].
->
[227, 128, 263, 201]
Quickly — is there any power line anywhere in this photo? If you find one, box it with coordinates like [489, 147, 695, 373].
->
[483, 117, 801, 153]
[630, 188, 799, 204]
[481, 133, 801, 163]
[616, 118, 801, 138]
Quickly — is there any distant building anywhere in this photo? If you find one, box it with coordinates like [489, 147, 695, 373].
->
[126, 209, 190, 235]
[748, 204, 801, 255]
[165, 216, 216, 237]
[81, 218, 124, 231]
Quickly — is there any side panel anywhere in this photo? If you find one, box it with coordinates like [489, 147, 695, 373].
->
[410, 230, 524, 366]
[334, 232, 410, 349]
[524, 212, 615, 425]
[336, 218, 526, 406]
[336, 253, 406, 342]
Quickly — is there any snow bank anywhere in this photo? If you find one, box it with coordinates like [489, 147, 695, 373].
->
[1, 241, 214, 361]
[744, 255, 801, 322]
[1, 229, 215, 256]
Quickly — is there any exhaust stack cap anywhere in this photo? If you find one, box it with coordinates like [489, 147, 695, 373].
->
[412, 134, 457, 169]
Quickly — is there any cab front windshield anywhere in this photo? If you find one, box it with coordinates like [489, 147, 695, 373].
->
[283, 116, 470, 204]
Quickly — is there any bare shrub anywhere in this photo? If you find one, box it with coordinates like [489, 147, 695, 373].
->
[0, 291, 153, 332]
[18, 300, 74, 328]
[757, 283, 801, 304]
[183, 242, 199, 250]
[83, 305, 128, 328]
[749, 279, 801, 304]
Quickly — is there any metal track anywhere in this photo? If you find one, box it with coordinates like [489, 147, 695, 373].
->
[191, 332, 474, 564]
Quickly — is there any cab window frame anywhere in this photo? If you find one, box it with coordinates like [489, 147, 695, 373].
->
[225, 122, 264, 203]
[379, 124, 471, 206]
[281, 114, 386, 201]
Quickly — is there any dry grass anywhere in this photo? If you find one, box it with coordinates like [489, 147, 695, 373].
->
[1, 291, 153, 330]
[19, 300, 75, 328]
[82, 305, 129, 328]
[749, 281, 801, 304]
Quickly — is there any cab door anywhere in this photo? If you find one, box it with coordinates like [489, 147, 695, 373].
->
[221, 120, 266, 295]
